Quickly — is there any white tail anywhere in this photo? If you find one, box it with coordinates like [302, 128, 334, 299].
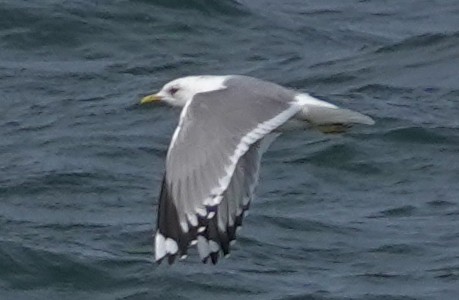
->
[295, 93, 375, 126]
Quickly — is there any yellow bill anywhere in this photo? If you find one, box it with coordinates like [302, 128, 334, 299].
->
[140, 94, 162, 104]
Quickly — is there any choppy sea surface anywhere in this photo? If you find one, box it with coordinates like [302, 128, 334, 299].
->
[1, 0, 459, 299]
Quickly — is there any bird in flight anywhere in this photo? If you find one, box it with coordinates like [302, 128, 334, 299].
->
[140, 75, 374, 265]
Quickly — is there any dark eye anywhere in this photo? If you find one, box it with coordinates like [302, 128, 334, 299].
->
[168, 87, 179, 95]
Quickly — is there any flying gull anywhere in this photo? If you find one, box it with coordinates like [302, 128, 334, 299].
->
[140, 75, 374, 265]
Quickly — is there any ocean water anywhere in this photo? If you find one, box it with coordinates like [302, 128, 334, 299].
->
[1, 0, 459, 299]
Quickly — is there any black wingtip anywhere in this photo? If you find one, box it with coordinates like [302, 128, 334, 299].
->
[167, 254, 177, 265]
[210, 252, 219, 265]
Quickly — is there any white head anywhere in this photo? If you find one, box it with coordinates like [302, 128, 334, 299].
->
[140, 75, 228, 107]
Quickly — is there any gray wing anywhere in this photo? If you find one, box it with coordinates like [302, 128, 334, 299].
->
[155, 78, 300, 264]
[197, 133, 279, 264]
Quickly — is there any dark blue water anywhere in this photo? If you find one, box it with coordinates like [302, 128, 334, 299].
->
[1, 0, 459, 299]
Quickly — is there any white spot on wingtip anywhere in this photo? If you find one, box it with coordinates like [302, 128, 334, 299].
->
[155, 232, 166, 260]
[198, 226, 206, 233]
[180, 254, 188, 260]
[224, 253, 231, 258]
[207, 211, 216, 219]
[165, 238, 178, 254]
[190, 239, 197, 246]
